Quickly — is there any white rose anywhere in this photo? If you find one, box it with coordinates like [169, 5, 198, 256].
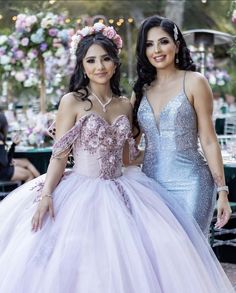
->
[15, 71, 26, 82]
[80, 27, 92, 37]
[4, 64, 11, 71]
[93, 22, 105, 32]
[0, 55, 11, 65]
[0, 35, 8, 45]
[209, 75, 216, 85]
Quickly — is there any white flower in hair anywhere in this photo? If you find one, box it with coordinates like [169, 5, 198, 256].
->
[81, 26, 93, 37]
[93, 22, 106, 32]
[173, 24, 178, 41]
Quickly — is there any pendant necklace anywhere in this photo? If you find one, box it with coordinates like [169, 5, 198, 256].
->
[89, 89, 113, 112]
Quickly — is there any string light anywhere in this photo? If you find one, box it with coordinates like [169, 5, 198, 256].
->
[0, 15, 3, 20]
[8, 14, 136, 25]
[49, 0, 56, 4]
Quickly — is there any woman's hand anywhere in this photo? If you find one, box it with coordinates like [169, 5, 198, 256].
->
[215, 193, 232, 229]
[12, 133, 21, 145]
[31, 197, 55, 232]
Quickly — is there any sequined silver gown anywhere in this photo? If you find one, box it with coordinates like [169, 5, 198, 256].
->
[138, 84, 216, 235]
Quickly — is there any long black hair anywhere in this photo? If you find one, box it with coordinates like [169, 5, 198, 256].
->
[133, 15, 196, 136]
[0, 111, 8, 144]
[68, 32, 121, 108]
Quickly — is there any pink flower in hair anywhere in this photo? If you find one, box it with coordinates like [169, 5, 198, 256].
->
[70, 22, 123, 57]
[103, 27, 116, 39]
[113, 34, 123, 49]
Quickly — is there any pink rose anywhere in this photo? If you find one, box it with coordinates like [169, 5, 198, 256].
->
[103, 27, 116, 39]
[232, 10, 236, 24]
[113, 35, 123, 49]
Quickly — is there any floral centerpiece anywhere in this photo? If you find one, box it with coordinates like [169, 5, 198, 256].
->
[13, 12, 74, 112]
[205, 68, 231, 95]
[191, 51, 231, 95]
[25, 112, 55, 147]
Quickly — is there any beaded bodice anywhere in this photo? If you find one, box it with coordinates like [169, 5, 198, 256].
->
[137, 92, 206, 181]
[51, 113, 138, 180]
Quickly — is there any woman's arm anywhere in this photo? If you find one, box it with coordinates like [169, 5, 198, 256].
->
[7, 142, 16, 163]
[122, 99, 144, 166]
[189, 72, 232, 228]
[32, 94, 78, 231]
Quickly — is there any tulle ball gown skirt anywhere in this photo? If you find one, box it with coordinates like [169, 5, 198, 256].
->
[0, 167, 234, 293]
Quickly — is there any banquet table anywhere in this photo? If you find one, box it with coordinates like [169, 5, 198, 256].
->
[14, 146, 52, 175]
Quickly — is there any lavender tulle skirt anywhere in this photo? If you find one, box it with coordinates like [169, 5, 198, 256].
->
[0, 166, 234, 293]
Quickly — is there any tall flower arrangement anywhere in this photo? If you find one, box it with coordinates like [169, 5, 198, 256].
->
[191, 51, 231, 95]
[13, 12, 74, 112]
[0, 33, 23, 102]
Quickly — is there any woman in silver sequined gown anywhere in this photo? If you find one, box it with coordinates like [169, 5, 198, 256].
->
[132, 15, 232, 235]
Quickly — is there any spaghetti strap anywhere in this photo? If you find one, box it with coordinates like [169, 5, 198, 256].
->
[183, 71, 187, 95]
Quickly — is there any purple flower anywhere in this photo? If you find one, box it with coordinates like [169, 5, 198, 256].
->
[27, 49, 38, 59]
[40, 43, 48, 52]
[48, 28, 58, 37]
[0, 48, 6, 56]
[14, 50, 25, 60]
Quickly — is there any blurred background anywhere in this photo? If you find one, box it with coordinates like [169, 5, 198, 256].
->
[0, 0, 236, 111]
[0, 1, 236, 285]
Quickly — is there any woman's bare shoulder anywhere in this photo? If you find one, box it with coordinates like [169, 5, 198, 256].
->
[187, 71, 208, 84]
[59, 92, 88, 110]
[60, 92, 79, 105]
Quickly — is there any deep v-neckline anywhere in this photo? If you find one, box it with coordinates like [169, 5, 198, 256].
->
[145, 92, 183, 132]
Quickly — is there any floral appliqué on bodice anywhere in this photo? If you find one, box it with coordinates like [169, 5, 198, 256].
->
[46, 113, 139, 213]
[50, 113, 138, 179]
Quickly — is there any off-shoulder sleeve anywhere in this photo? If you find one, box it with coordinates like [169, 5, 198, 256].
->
[47, 120, 83, 159]
[126, 132, 140, 162]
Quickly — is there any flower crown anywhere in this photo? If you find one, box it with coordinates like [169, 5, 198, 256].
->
[70, 22, 123, 56]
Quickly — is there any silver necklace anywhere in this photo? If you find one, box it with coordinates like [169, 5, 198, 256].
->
[89, 89, 113, 112]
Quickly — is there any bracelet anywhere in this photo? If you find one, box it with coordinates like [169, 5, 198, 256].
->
[217, 186, 229, 194]
[39, 194, 53, 201]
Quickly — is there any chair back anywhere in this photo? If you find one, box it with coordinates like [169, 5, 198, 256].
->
[224, 116, 236, 135]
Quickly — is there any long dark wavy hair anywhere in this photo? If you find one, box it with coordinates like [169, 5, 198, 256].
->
[68, 32, 121, 108]
[133, 15, 196, 136]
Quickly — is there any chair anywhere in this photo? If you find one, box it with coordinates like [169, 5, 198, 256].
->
[224, 116, 236, 135]
[0, 180, 21, 200]
[217, 134, 236, 150]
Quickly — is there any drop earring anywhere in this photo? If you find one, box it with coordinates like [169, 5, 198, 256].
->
[84, 72, 87, 79]
[175, 54, 179, 64]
